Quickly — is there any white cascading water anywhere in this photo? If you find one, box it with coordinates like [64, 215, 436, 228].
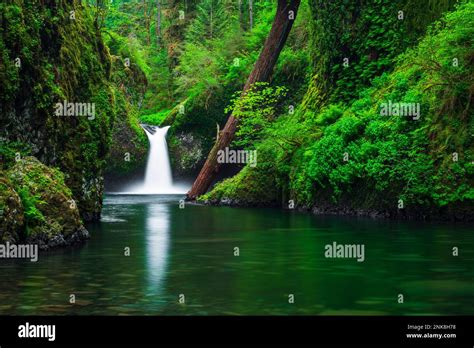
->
[124, 125, 187, 194]
[143, 126, 173, 193]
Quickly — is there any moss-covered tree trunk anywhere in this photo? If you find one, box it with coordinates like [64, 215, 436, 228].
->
[186, 0, 301, 200]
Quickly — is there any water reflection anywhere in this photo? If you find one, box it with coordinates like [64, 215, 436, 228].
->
[0, 195, 472, 315]
[145, 203, 170, 296]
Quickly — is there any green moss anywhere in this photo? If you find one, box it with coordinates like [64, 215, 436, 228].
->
[0, 141, 31, 171]
[206, 2, 473, 218]
[307, 0, 457, 106]
[103, 46, 150, 177]
[200, 165, 279, 206]
[17, 186, 46, 234]
[0, 174, 24, 243]
[5, 157, 84, 241]
[140, 110, 170, 126]
[0, 1, 141, 220]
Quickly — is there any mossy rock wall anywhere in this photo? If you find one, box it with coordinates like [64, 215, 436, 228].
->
[305, 0, 457, 109]
[105, 56, 149, 177]
[0, 1, 147, 220]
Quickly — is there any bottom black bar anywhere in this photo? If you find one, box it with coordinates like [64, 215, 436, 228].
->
[0, 316, 472, 346]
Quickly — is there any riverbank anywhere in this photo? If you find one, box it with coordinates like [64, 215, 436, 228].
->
[199, 197, 474, 222]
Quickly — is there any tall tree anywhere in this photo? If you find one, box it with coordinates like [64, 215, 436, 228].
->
[238, 0, 244, 31]
[142, 0, 154, 45]
[186, 0, 228, 43]
[156, 0, 162, 46]
[186, 0, 301, 200]
[249, 0, 253, 30]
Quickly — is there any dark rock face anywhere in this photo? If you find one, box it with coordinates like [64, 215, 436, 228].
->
[26, 226, 90, 251]
[168, 132, 205, 179]
[105, 120, 148, 179]
[0, 157, 89, 249]
[306, 202, 474, 222]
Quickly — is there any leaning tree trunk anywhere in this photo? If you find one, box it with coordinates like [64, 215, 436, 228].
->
[186, 0, 301, 200]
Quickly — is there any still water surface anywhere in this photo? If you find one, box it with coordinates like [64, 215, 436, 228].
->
[0, 194, 473, 315]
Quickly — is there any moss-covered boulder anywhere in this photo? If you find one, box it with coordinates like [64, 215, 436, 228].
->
[3, 157, 89, 250]
[200, 164, 280, 207]
[0, 175, 24, 243]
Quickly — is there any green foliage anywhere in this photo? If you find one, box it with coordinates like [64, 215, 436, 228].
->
[0, 142, 31, 170]
[200, 162, 279, 206]
[0, 1, 139, 218]
[186, 0, 229, 43]
[307, 0, 457, 107]
[104, 30, 151, 76]
[102, 0, 309, 176]
[175, 41, 223, 104]
[209, 2, 473, 216]
[17, 187, 46, 232]
[226, 82, 288, 148]
[141, 49, 174, 113]
[3, 0, 469, 222]
[295, 2, 474, 210]
[140, 110, 170, 126]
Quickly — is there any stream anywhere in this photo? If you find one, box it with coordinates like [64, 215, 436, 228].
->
[0, 193, 473, 315]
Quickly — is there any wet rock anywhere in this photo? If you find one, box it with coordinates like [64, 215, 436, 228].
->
[2, 157, 89, 249]
[168, 132, 204, 178]
[66, 226, 90, 245]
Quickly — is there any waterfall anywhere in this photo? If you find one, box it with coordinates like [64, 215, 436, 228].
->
[143, 126, 173, 193]
[121, 125, 188, 194]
